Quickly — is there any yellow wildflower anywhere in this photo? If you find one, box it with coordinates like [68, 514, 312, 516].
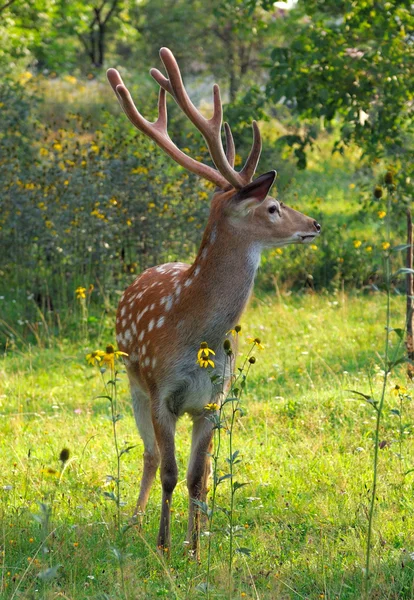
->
[382, 242, 391, 250]
[41, 468, 59, 478]
[228, 325, 242, 336]
[76, 286, 86, 299]
[205, 402, 219, 411]
[101, 344, 128, 369]
[247, 337, 265, 350]
[366, 246, 373, 252]
[197, 342, 215, 361]
[197, 356, 215, 368]
[86, 350, 105, 366]
[378, 211, 386, 219]
[391, 384, 407, 397]
[353, 240, 362, 249]
[63, 75, 77, 85]
[310, 244, 318, 250]
[131, 166, 149, 175]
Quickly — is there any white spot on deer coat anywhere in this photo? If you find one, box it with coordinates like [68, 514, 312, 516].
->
[148, 319, 155, 332]
[124, 329, 132, 342]
[138, 330, 144, 341]
[157, 316, 165, 328]
[184, 278, 192, 288]
[165, 296, 173, 311]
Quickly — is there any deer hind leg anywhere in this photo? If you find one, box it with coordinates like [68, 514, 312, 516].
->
[152, 410, 177, 553]
[130, 380, 160, 516]
[186, 413, 214, 560]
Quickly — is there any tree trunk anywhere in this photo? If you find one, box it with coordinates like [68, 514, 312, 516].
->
[407, 208, 414, 379]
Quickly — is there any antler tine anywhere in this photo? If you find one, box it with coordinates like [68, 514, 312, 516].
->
[152, 47, 245, 190]
[107, 68, 229, 189]
[239, 121, 262, 182]
[224, 122, 235, 168]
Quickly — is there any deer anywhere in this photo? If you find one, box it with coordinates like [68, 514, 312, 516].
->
[107, 47, 321, 559]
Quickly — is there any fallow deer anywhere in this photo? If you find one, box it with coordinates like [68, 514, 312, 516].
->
[107, 48, 321, 558]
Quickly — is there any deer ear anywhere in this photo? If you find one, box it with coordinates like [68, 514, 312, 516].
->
[233, 170, 277, 212]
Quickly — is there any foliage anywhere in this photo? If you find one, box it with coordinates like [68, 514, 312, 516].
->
[265, 0, 413, 205]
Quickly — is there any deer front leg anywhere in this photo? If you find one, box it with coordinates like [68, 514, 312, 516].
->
[152, 414, 177, 554]
[186, 414, 214, 560]
[130, 381, 160, 516]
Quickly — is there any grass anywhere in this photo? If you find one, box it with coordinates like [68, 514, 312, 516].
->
[1, 291, 413, 599]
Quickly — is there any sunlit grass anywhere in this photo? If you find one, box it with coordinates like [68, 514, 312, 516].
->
[1, 293, 413, 599]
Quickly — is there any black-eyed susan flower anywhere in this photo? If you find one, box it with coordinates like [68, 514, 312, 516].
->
[75, 286, 86, 299]
[391, 384, 407, 397]
[101, 344, 128, 369]
[204, 402, 219, 411]
[227, 325, 242, 336]
[197, 355, 215, 369]
[197, 342, 215, 362]
[86, 350, 104, 366]
[382, 242, 390, 251]
[247, 337, 265, 350]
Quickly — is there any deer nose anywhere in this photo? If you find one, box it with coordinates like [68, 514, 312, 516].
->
[313, 221, 321, 233]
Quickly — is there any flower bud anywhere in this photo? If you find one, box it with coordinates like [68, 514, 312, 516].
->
[373, 185, 383, 199]
[223, 339, 232, 354]
[384, 171, 394, 185]
[249, 356, 256, 364]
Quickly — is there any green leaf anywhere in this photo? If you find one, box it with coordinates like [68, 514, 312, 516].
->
[218, 473, 232, 484]
[196, 582, 208, 594]
[119, 444, 137, 457]
[233, 481, 248, 492]
[235, 547, 252, 556]
[103, 491, 118, 502]
[395, 268, 414, 276]
[392, 244, 412, 253]
[346, 390, 378, 411]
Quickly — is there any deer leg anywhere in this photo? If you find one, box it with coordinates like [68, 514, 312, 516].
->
[152, 412, 177, 553]
[186, 414, 214, 560]
[130, 380, 160, 516]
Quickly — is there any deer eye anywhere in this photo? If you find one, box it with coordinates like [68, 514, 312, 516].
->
[268, 204, 280, 216]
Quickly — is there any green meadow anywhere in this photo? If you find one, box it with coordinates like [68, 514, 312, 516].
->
[1, 292, 413, 599]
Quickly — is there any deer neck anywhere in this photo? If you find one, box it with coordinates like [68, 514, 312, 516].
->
[183, 221, 261, 340]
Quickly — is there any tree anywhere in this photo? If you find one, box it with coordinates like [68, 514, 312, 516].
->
[265, 0, 413, 181]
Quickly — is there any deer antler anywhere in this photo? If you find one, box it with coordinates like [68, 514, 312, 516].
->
[107, 68, 229, 189]
[151, 48, 261, 189]
[107, 48, 262, 190]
